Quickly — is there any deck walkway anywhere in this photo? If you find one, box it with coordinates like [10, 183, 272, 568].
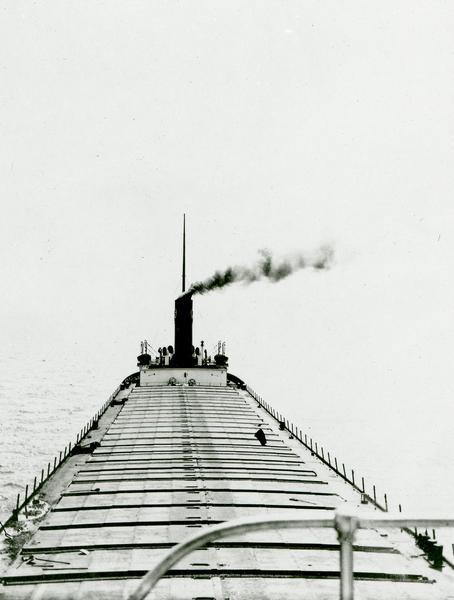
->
[1, 385, 453, 599]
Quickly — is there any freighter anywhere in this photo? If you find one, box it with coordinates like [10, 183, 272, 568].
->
[1, 234, 453, 599]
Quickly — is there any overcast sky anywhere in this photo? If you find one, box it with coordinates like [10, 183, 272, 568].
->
[1, 1, 453, 441]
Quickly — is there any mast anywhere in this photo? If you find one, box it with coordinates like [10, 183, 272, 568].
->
[182, 213, 186, 293]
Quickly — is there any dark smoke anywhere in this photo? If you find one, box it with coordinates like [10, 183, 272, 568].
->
[188, 245, 334, 296]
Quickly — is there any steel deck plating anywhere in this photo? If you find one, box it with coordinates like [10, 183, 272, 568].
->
[1, 385, 453, 599]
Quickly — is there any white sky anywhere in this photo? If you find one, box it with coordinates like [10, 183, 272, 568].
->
[1, 2, 454, 473]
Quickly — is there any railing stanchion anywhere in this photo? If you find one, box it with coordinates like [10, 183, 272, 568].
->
[335, 513, 357, 600]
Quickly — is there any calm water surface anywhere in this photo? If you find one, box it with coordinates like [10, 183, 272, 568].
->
[0, 350, 120, 523]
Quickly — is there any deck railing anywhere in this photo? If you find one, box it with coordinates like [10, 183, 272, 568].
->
[127, 512, 454, 600]
[246, 385, 391, 512]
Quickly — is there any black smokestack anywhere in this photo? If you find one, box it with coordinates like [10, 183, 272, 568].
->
[189, 246, 334, 296]
[173, 292, 194, 367]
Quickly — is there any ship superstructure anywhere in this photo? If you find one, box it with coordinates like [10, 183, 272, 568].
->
[1, 292, 454, 598]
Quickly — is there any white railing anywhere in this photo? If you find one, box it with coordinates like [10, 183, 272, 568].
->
[127, 512, 454, 600]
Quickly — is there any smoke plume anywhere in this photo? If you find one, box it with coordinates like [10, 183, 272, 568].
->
[188, 245, 334, 296]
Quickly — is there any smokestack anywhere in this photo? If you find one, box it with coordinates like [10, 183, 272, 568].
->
[173, 293, 194, 367]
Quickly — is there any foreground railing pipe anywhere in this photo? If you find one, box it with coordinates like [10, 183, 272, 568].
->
[335, 514, 358, 600]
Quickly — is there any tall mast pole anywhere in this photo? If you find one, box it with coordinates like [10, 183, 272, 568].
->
[182, 214, 186, 293]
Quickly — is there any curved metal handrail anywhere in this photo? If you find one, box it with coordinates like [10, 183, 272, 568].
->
[127, 515, 333, 600]
[127, 512, 454, 600]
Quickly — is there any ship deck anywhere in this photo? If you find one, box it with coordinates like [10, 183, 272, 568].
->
[1, 384, 453, 599]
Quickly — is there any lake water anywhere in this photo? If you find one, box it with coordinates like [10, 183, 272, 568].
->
[0, 349, 120, 524]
